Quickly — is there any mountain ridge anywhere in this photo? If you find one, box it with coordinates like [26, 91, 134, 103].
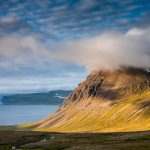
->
[2, 90, 72, 105]
[20, 68, 150, 132]
[65, 68, 150, 104]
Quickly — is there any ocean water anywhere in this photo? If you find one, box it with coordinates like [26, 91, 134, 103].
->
[0, 103, 59, 125]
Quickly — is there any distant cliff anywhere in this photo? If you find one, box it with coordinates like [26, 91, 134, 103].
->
[2, 90, 72, 105]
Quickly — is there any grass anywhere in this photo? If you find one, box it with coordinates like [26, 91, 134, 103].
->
[0, 125, 17, 131]
[0, 130, 150, 150]
[20, 92, 150, 133]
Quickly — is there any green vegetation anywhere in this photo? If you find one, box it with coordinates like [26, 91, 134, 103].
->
[0, 130, 149, 150]
[0, 125, 17, 131]
[2, 90, 72, 105]
[20, 92, 150, 133]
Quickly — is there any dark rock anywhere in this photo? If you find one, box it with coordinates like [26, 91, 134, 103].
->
[65, 68, 150, 104]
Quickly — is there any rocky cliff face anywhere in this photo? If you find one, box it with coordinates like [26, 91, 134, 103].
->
[65, 68, 150, 104]
[21, 68, 150, 132]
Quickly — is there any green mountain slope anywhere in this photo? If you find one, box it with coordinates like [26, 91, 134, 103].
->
[20, 68, 150, 132]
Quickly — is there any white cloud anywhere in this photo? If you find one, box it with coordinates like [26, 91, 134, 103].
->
[0, 35, 49, 58]
[1, 27, 150, 72]
[51, 27, 150, 70]
[1, 16, 15, 23]
[0, 75, 84, 94]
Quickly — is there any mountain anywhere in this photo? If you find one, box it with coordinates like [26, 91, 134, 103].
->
[2, 90, 72, 105]
[20, 68, 150, 132]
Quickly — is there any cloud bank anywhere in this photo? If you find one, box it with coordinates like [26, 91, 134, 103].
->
[52, 27, 150, 70]
[0, 0, 150, 93]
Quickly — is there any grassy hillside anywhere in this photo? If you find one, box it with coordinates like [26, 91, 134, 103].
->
[19, 69, 150, 133]
[20, 92, 150, 132]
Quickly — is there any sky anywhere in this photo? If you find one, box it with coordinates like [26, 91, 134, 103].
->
[0, 0, 150, 93]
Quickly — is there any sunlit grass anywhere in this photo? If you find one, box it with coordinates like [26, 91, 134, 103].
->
[20, 92, 150, 133]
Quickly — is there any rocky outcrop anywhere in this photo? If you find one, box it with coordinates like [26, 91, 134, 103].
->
[65, 68, 150, 105]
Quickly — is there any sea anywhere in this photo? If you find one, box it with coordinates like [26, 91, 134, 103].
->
[0, 94, 59, 125]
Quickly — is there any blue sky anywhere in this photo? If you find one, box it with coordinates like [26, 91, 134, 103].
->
[0, 0, 150, 93]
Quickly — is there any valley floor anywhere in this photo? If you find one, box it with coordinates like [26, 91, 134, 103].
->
[0, 129, 150, 150]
